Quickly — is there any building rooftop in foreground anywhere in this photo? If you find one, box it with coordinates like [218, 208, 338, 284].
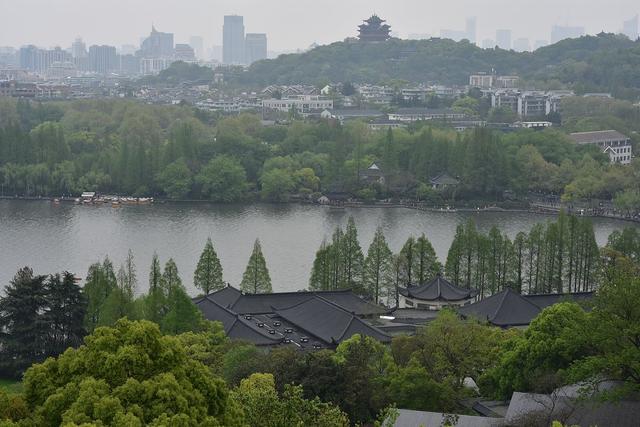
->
[458, 288, 594, 327]
[194, 285, 391, 348]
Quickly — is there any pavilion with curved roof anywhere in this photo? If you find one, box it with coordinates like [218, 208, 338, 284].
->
[398, 274, 477, 310]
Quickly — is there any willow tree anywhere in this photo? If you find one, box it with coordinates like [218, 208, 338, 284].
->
[194, 237, 224, 295]
[240, 239, 272, 294]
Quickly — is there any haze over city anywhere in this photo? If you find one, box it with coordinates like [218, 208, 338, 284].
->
[1, 0, 639, 51]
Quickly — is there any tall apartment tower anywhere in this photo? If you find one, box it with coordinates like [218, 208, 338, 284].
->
[465, 17, 477, 44]
[622, 15, 639, 40]
[245, 33, 267, 64]
[189, 36, 204, 59]
[223, 15, 245, 64]
[496, 29, 512, 50]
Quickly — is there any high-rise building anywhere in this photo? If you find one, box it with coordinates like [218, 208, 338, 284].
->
[88, 45, 117, 74]
[245, 33, 267, 64]
[19, 45, 38, 70]
[174, 44, 195, 61]
[496, 29, 512, 50]
[71, 37, 87, 58]
[119, 54, 140, 75]
[140, 26, 174, 58]
[550, 25, 584, 44]
[223, 15, 245, 64]
[513, 38, 531, 52]
[209, 45, 223, 62]
[622, 15, 639, 40]
[465, 17, 477, 44]
[189, 36, 204, 59]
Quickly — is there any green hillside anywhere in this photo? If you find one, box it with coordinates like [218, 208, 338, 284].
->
[234, 33, 640, 99]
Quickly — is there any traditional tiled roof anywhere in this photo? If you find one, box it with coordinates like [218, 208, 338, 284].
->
[457, 288, 541, 327]
[523, 292, 594, 310]
[206, 285, 387, 317]
[194, 296, 284, 346]
[569, 130, 630, 144]
[429, 173, 460, 186]
[400, 275, 475, 302]
[275, 295, 391, 345]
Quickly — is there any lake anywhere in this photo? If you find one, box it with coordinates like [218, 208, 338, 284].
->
[0, 200, 635, 294]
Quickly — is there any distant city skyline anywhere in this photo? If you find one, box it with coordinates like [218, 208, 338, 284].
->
[1, 0, 638, 52]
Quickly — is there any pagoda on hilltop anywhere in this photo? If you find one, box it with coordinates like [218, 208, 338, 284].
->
[358, 15, 391, 42]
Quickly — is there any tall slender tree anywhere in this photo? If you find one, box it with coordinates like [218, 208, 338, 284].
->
[415, 233, 441, 285]
[363, 227, 394, 305]
[194, 237, 224, 295]
[83, 257, 117, 332]
[309, 240, 333, 291]
[43, 272, 87, 357]
[341, 217, 365, 292]
[240, 239, 272, 294]
[0, 267, 48, 376]
[145, 252, 165, 324]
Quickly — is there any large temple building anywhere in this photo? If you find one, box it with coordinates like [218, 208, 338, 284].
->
[194, 285, 390, 348]
[358, 15, 392, 42]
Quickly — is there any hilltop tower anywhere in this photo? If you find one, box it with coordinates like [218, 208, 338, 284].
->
[358, 15, 391, 42]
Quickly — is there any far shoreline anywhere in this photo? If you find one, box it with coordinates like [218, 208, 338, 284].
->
[2, 195, 639, 225]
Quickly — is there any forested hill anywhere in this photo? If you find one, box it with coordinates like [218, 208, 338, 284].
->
[236, 33, 640, 98]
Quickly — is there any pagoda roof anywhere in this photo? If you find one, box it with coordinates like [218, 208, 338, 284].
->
[400, 275, 476, 302]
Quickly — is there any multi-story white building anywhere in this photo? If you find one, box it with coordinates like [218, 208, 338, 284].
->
[262, 95, 333, 114]
[388, 108, 466, 122]
[492, 89, 574, 118]
[569, 130, 633, 164]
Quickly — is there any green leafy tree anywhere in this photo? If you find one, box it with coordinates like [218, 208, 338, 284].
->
[261, 168, 296, 202]
[333, 334, 391, 424]
[240, 239, 272, 293]
[480, 303, 592, 399]
[155, 158, 192, 199]
[22, 319, 242, 426]
[194, 237, 224, 295]
[230, 373, 349, 427]
[196, 155, 248, 202]
[157, 258, 205, 334]
[569, 270, 640, 399]
[363, 227, 394, 305]
[412, 310, 507, 390]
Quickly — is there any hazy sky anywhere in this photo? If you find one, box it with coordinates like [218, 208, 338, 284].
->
[1, 0, 638, 51]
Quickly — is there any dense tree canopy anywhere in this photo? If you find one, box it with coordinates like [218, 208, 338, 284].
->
[21, 319, 241, 426]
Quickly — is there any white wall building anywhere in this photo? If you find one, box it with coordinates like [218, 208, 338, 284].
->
[569, 130, 633, 164]
[262, 95, 333, 114]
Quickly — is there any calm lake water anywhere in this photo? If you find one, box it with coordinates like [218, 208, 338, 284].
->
[0, 200, 636, 294]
